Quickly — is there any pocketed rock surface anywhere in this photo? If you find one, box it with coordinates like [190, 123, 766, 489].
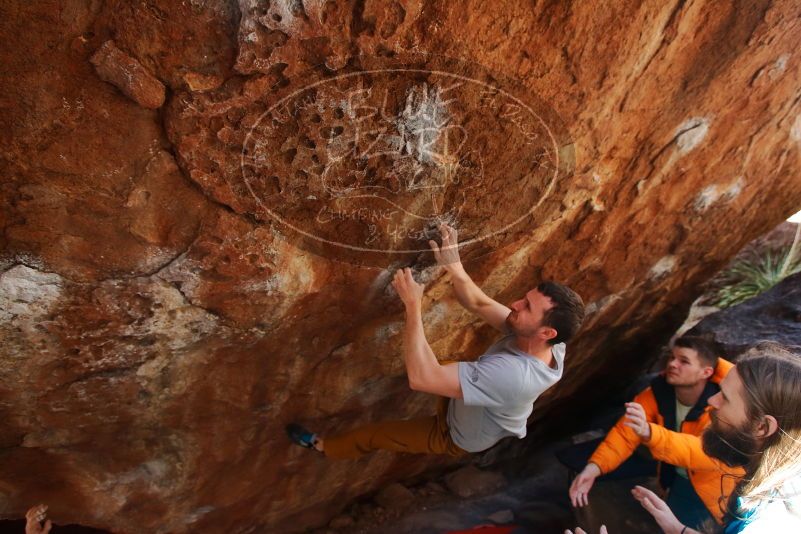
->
[1, 1, 801, 532]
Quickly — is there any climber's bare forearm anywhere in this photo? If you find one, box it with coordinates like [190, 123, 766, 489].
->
[450, 267, 511, 332]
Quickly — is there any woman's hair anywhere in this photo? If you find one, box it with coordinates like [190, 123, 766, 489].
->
[702, 343, 801, 533]
[735, 342, 801, 509]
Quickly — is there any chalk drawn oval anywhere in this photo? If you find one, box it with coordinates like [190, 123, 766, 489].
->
[241, 55, 574, 267]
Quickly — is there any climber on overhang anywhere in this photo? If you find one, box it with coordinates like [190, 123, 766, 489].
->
[286, 223, 586, 459]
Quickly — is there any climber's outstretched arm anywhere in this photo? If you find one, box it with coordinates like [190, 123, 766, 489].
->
[392, 268, 463, 399]
[429, 224, 511, 333]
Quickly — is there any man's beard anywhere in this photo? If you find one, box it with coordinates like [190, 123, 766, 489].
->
[505, 313, 537, 337]
[702, 412, 761, 467]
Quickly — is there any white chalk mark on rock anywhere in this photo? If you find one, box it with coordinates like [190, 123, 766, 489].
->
[675, 117, 710, 154]
[649, 255, 677, 279]
[790, 114, 801, 144]
[0, 265, 63, 325]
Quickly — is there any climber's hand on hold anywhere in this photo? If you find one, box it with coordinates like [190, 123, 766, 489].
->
[392, 268, 424, 312]
[429, 223, 462, 273]
[25, 504, 52, 534]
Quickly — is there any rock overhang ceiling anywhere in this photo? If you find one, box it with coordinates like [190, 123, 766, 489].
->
[1, 1, 801, 532]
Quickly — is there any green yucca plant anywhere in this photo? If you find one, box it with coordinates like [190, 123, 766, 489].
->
[713, 224, 801, 308]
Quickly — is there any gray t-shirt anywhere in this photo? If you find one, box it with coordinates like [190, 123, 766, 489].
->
[447, 333, 566, 452]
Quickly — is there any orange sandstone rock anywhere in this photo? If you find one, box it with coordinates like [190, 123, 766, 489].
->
[1, 1, 801, 533]
[90, 40, 165, 109]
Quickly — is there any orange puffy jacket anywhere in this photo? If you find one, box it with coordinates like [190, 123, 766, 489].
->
[645, 423, 745, 523]
[588, 358, 736, 522]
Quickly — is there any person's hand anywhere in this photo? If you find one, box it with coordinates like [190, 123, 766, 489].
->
[391, 268, 424, 311]
[564, 526, 608, 534]
[25, 504, 52, 534]
[632, 485, 685, 534]
[569, 462, 602, 507]
[624, 402, 652, 441]
[428, 223, 462, 272]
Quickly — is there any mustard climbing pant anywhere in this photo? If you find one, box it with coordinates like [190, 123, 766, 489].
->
[324, 397, 468, 459]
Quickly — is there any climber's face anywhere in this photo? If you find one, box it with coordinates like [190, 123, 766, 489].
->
[505, 289, 557, 341]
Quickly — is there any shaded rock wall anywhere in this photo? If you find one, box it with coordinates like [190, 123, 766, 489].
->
[691, 270, 801, 357]
[1, 1, 801, 532]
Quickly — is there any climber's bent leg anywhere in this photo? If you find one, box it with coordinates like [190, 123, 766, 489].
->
[324, 398, 466, 459]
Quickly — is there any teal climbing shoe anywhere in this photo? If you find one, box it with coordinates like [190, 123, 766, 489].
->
[286, 423, 320, 451]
